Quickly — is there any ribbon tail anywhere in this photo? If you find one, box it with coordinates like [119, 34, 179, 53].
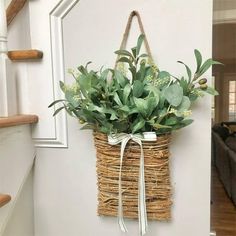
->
[118, 214, 127, 233]
[118, 188, 128, 233]
[118, 138, 130, 233]
[138, 141, 148, 236]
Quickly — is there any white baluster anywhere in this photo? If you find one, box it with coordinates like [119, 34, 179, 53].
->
[0, 0, 17, 116]
[0, 0, 7, 53]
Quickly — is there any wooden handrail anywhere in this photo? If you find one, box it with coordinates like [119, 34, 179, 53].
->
[0, 114, 38, 128]
[0, 194, 11, 208]
[6, 0, 27, 26]
[8, 50, 43, 61]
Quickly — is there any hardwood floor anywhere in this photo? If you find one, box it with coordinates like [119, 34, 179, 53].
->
[211, 167, 236, 236]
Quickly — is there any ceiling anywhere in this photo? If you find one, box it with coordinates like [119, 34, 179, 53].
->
[214, 0, 236, 11]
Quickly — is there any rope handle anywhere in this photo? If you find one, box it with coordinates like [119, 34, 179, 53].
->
[115, 10, 153, 68]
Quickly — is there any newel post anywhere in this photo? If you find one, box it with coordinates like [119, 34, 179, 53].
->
[0, 0, 17, 116]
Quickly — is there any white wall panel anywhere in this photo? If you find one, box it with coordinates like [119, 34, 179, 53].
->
[27, 0, 66, 146]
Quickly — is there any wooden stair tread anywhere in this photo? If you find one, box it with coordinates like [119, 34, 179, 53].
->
[7, 0, 27, 26]
[6, 1, 43, 61]
[0, 115, 38, 128]
[0, 194, 11, 208]
[8, 50, 43, 61]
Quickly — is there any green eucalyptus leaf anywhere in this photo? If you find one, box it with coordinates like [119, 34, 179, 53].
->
[159, 71, 171, 79]
[117, 57, 132, 65]
[65, 92, 80, 107]
[194, 49, 202, 73]
[99, 126, 109, 134]
[145, 84, 158, 93]
[136, 34, 145, 56]
[113, 77, 121, 91]
[137, 62, 146, 82]
[89, 105, 118, 119]
[48, 99, 66, 108]
[177, 61, 192, 82]
[198, 59, 222, 77]
[113, 92, 123, 106]
[78, 74, 91, 97]
[100, 69, 110, 80]
[131, 47, 137, 58]
[181, 119, 193, 126]
[146, 96, 159, 117]
[177, 96, 191, 111]
[53, 106, 65, 116]
[114, 49, 133, 57]
[144, 85, 160, 99]
[189, 91, 199, 102]
[129, 66, 136, 81]
[77, 65, 88, 75]
[204, 86, 219, 96]
[90, 74, 99, 87]
[157, 108, 168, 119]
[87, 104, 105, 114]
[85, 61, 92, 69]
[128, 107, 139, 115]
[165, 116, 179, 126]
[119, 105, 130, 113]
[172, 119, 193, 130]
[152, 123, 172, 129]
[113, 120, 129, 132]
[114, 70, 127, 87]
[133, 80, 144, 97]
[59, 81, 66, 92]
[163, 84, 183, 107]
[80, 110, 97, 123]
[158, 92, 166, 109]
[133, 97, 148, 117]
[132, 119, 145, 133]
[179, 77, 189, 95]
[80, 124, 96, 130]
[123, 83, 132, 103]
[147, 116, 157, 125]
[110, 113, 118, 120]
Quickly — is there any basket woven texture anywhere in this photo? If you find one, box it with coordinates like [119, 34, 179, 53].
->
[94, 132, 172, 221]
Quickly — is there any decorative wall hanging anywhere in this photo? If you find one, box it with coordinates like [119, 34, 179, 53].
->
[49, 10, 221, 236]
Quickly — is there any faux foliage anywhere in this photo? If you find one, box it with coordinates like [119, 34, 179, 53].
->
[49, 35, 221, 135]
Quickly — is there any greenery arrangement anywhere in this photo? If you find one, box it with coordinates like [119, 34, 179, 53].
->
[49, 35, 221, 135]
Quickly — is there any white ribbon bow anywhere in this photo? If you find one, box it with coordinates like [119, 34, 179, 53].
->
[108, 132, 157, 236]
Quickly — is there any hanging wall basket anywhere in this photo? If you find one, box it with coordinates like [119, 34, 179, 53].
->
[49, 7, 220, 236]
[94, 131, 172, 220]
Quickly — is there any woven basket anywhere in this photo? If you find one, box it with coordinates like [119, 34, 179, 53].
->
[93, 131, 172, 221]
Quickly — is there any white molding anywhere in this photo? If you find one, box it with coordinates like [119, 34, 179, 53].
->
[213, 9, 236, 24]
[34, 0, 79, 148]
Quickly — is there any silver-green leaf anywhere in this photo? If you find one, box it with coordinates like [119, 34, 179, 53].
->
[163, 84, 183, 107]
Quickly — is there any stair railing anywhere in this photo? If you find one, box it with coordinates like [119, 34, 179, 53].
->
[0, 0, 17, 116]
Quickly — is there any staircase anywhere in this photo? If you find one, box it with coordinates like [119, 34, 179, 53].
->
[0, 0, 41, 235]
[0, 122, 37, 236]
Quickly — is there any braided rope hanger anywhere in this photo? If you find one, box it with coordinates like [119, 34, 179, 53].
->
[115, 10, 153, 68]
